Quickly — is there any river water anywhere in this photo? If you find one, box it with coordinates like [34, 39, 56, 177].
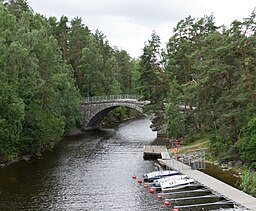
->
[0, 117, 172, 210]
[0, 117, 240, 211]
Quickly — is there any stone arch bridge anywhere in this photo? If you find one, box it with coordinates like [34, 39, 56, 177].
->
[81, 95, 149, 130]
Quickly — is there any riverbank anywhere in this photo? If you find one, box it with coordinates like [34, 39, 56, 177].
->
[0, 154, 32, 168]
[149, 135, 245, 185]
[149, 135, 256, 202]
[0, 116, 160, 210]
[158, 137, 256, 197]
[179, 139, 242, 182]
[0, 127, 86, 168]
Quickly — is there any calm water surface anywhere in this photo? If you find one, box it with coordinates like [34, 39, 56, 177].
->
[0, 117, 172, 210]
[0, 117, 241, 211]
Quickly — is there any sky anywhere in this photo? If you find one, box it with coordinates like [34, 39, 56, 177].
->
[26, 0, 256, 58]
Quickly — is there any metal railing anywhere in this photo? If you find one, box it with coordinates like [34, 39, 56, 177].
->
[83, 95, 140, 102]
[180, 151, 206, 170]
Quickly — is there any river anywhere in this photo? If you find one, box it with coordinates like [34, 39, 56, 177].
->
[0, 117, 173, 210]
[0, 117, 241, 211]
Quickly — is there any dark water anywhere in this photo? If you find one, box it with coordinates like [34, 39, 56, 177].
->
[201, 163, 240, 188]
[0, 117, 239, 211]
[0, 117, 171, 210]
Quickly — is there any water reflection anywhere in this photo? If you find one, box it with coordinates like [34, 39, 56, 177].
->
[0, 117, 166, 210]
[0, 117, 241, 210]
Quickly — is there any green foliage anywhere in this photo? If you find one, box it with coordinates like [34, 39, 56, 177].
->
[165, 15, 218, 140]
[68, 17, 90, 85]
[80, 37, 105, 96]
[0, 81, 25, 160]
[0, 0, 139, 162]
[0, 1, 81, 161]
[21, 102, 65, 153]
[237, 115, 256, 163]
[208, 136, 238, 162]
[102, 107, 137, 127]
[165, 101, 180, 138]
[240, 170, 256, 197]
[130, 59, 141, 94]
[114, 49, 133, 94]
[138, 31, 169, 130]
[165, 11, 256, 166]
[2, 0, 256, 169]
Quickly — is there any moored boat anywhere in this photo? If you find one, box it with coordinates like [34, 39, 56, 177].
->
[143, 170, 180, 182]
[160, 177, 195, 191]
[153, 174, 188, 187]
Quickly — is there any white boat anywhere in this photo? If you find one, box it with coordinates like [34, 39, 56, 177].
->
[143, 170, 180, 182]
[153, 175, 188, 187]
[160, 177, 195, 191]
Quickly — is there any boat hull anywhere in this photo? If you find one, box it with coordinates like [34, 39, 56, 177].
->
[143, 170, 180, 182]
[161, 178, 196, 191]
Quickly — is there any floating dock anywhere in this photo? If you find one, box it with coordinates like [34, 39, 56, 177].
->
[143, 145, 168, 159]
[158, 158, 256, 210]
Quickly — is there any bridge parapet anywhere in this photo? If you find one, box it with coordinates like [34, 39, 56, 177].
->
[84, 95, 140, 103]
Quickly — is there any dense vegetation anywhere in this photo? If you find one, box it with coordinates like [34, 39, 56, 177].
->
[0, 0, 140, 162]
[165, 14, 256, 168]
[139, 13, 256, 168]
[0, 0, 255, 196]
[137, 12, 256, 195]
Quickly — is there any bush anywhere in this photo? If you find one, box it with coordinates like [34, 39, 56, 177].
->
[238, 116, 256, 163]
[240, 170, 256, 197]
[209, 136, 231, 160]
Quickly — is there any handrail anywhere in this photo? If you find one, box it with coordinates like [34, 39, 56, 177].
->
[83, 95, 140, 102]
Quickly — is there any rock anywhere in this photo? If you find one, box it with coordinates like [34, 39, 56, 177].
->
[0, 163, 6, 168]
[234, 160, 243, 167]
[228, 161, 235, 167]
[20, 155, 31, 161]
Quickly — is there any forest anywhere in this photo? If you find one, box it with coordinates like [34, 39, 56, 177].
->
[0, 0, 256, 195]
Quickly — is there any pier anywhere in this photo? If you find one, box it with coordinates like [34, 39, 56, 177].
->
[158, 158, 256, 210]
[143, 145, 168, 159]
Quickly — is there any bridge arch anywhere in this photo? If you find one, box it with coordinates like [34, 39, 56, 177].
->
[81, 95, 148, 130]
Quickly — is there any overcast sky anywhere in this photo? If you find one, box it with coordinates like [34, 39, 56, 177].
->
[26, 0, 256, 58]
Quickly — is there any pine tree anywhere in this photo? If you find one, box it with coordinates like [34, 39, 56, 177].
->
[68, 17, 90, 85]
[138, 31, 168, 131]
[165, 15, 217, 141]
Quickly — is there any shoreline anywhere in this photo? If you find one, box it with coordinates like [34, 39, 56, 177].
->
[0, 127, 85, 168]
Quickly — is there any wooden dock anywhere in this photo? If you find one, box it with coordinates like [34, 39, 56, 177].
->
[158, 158, 256, 210]
[143, 145, 168, 159]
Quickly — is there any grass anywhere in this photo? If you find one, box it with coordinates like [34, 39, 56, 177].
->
[176, 138, 209, 154]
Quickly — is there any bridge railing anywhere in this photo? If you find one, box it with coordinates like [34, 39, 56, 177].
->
[83, 95, 140, 102]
